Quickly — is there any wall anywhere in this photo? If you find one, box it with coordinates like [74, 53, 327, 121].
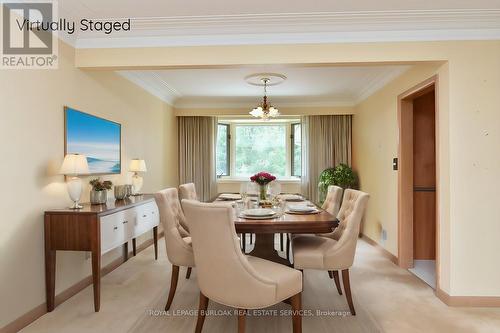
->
[0, 41, 177, 328]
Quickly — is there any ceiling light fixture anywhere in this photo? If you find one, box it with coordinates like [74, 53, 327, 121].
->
[249, 78, 280, 120]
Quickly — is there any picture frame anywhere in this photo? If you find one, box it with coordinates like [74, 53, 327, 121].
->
[64, 106, 122, 175]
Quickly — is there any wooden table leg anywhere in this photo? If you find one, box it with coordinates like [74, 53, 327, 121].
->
[45, 249, 56, 311]
[123, 242, 129, 261]
[45, 215, 56, 312]
[249, 233, 290, 266]
[91, 248, 101, 312]
[132, 238, 137, 256]
[90, 217, 101, 312]
[153, 226, 158, 260]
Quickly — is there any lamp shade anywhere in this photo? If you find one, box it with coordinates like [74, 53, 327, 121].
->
[129, 159, 147, 172]
[60, 154, 89, 176]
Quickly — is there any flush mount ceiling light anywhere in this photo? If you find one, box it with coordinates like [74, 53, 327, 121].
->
[245, 73, 286, 121]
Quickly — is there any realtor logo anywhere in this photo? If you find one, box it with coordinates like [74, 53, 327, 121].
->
[1, 0, 58, 69]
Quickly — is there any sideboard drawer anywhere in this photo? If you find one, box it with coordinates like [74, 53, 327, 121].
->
[133, 201, 158, 237]
[100, 210, 131, 254]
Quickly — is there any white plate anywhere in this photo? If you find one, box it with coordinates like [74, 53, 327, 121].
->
[279, 194, 304, 202]
[285, 209, 320, 215]
[288, 204, 315, 212]
[219, 193, 242, 200]
[242, 208, 276, 217]
[239, 213, 278, 220]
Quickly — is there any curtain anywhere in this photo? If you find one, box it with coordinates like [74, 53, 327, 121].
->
[178, 116, 217, 201]
[301, 115, 352, 204]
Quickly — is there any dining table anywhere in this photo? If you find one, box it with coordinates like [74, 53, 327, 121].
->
[215, 194, 339, 266]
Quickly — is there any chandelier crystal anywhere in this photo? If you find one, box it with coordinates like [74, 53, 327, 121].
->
[249, 78, 280, 120]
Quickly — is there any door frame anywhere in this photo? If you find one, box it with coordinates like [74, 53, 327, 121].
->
[397, 75, 439, 288]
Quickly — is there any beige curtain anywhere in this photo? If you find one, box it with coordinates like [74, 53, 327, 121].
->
[301, 115, 352, 204]
[178, 116, 217, 201]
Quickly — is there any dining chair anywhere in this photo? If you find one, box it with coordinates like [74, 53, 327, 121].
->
[292, 189, 369, 315]
[285, 186, 344, 260]
[179, 182, 198, 201]
[182, 199, 303, 333]
[322, 185, 343, 217]
[154, 188, 195, 311]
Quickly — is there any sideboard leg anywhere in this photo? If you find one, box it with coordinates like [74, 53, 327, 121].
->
[153, 226, 158, 260]
[91, 248, 101, 312]
[132, 238, 137, 256]
[45, 215, 56, 312]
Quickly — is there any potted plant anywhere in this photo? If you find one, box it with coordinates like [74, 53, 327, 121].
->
[250, 172, 276, 201]
[89, 178, 113, 205]
[318, 163, 357, 203]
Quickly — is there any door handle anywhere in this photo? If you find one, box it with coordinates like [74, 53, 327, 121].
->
[122, 220, 129, 224]
[413, 186, 436, 192]
[113, 226, 118, 230]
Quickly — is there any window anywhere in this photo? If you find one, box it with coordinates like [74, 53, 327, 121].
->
[291, 123, 302, 177]
[216, 120, 301, 179]
[216, 123, 229, 176]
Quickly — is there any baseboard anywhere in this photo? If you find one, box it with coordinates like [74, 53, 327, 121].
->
[436, 288, 500, 307]
[360, 233, 398, 265]
[0, 232, 164, 333]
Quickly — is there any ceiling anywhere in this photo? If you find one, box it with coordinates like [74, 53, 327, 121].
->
[56, 1, 500, 47]
[117, 65, 410, 107]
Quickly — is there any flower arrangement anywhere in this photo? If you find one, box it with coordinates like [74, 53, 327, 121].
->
[250, 172, 276, 200]
[89, 178, 113, 191]
[250, 172, 276, 185]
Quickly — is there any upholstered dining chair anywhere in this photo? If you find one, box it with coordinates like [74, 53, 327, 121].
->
[182, 199, 303, 333]
[292, 189, 369, 315]
[322, 185, 343, 216]
[179, 182, 198, 201]
[154, 188, 195, 311]
[285, 185, 344, 260]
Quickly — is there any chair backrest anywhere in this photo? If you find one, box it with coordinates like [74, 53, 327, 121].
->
[182, 199, 277, 308]
[179, 183, 198, 201]
[154, 188, 191, 265]
[326, 189, 369, 268]
[322, 185, 343, 217]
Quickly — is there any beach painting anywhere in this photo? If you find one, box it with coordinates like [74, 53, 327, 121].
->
[65, 107, 121, 174]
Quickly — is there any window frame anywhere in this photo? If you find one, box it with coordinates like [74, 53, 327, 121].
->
[291, 122, 302, 178]
[216, 120, 301, 180]
[216, 123, 230, 177]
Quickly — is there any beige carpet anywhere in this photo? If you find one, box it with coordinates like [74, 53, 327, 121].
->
[20, 238, 500, 333]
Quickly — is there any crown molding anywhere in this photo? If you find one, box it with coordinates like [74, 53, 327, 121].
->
[74, 9, 500, 48]
[173, 99, 355, 109]
[117, 71, 177, 105]
[355, 66, 410, 103]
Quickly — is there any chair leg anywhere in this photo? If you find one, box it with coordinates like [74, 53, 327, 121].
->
[242, 233, 246, 253]
[286, 236, 291, 261]
[165, 265, 179, 311]
[280, 233, 284, 251]
[195, 292, 209, 333]
[186, 267, 192, 279]
[290, 292, 302, 333]
[328, 271, 333, 279]
[332, 271, 343, 295]
[341, 269, 355, 315]
[237, 309, 246, 333]
[250, 234, 253, 245]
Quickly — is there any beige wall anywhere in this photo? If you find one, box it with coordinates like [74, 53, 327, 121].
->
[0, 41, 177, 327]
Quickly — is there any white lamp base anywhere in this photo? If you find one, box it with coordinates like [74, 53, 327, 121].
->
[132, 173, 143, 195]
[67, 176, 83, 209]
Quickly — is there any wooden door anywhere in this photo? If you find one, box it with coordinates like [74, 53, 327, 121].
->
[413, 90, 436, 260]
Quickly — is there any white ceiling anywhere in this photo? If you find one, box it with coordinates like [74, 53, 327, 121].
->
[117, 65, 410, 107]
[56, 0, 500, 47]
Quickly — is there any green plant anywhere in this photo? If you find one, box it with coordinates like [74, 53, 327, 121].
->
[89, 178, 113, 191]
[318, 164, 357, 202]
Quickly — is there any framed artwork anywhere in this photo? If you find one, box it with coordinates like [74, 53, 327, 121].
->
[64, 106, 121, 174]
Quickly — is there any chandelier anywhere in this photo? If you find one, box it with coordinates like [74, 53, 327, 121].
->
[249, 78, 280, 120]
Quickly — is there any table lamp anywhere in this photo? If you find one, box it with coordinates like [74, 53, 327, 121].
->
[60, 154, 89, 209]
[129, 159, 147, 195]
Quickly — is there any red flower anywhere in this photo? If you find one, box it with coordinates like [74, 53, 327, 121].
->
[250, 171, 276, 185]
